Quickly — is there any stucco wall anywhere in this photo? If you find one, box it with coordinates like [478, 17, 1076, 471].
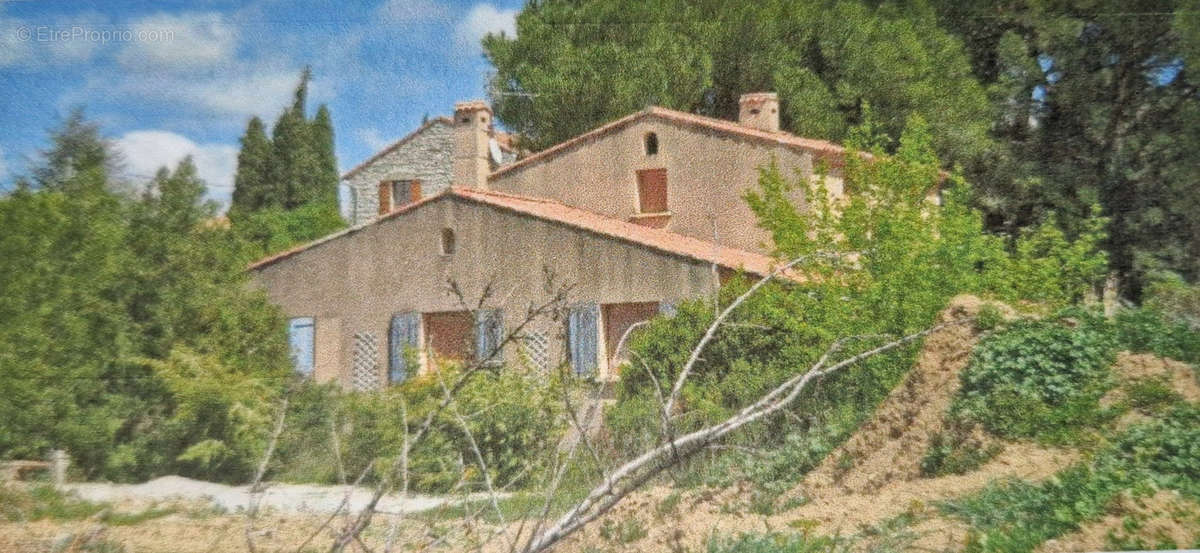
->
[487, 118, 845, 254]
[250, 195, 721, 385]
[345, 121, 454, 226]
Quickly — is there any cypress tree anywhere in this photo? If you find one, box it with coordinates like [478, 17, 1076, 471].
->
[310, 104, 339, 206]
[230, 117, 273, 215]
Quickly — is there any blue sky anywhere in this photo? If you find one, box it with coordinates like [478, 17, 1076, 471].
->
[0, 0, 522, 209]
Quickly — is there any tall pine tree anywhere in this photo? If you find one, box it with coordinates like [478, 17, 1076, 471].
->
[230, 117, 272, 215]
[230, 66, 339, 212]
[310, 104, 339, 207]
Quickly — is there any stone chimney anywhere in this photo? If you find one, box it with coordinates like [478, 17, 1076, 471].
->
[452, 100, 493, 189]
[737, 92, 779, 133]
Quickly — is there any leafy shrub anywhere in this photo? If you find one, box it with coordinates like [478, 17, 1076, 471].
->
[1110, 404, 1200, 498]
[953, 318, 1117, 442]
[1112, 306, 1200, 365]
[231, 200, 346, 259]
[275, 364, 564, 492]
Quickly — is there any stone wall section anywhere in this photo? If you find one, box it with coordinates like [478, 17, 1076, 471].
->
[344, 121, 454, 226]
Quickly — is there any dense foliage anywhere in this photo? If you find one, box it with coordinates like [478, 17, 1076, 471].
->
[953, 318, 1117, 442]
[274, 365, 564, 493]
[0, 113, 294, 482]
[229, 67, 344, 256]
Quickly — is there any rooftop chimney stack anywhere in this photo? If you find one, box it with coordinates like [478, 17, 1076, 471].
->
[452, 100, 493, 189]
[737, 92, 780, 133]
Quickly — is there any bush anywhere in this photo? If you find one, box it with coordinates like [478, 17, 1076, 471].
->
[1112, 306, 1200, 365]
[1110, 404, 1200, 498]
[953, 318, 1117, 442]
[274, 364, 564, 493]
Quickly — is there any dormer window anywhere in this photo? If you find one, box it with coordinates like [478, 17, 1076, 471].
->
[644, 132, 659, 156]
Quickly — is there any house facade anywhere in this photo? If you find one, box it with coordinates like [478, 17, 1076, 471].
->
[251, 93, 850, 389]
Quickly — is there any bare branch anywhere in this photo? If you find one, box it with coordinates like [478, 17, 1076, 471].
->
[521, 317, 969, 553]
[663, 254, 831, 417]
[246, 396, 289, 553]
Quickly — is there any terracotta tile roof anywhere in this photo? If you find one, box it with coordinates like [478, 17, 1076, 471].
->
[488, 106, 851, 181]
[248, 188, 801, 282]
[341, 117, 453, 180]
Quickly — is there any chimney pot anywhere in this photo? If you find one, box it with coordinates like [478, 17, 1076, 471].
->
[738, 92, 780, 133]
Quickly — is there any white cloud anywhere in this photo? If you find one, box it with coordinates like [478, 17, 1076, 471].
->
[80, 64, 328, 120]
[0, 10, 107, 67]
[117, 12, 236, 70]
[377, 0, 448, 23]
[114, 130, 238, 208]
[454, 3, 516, 52]
[356, 128, 394, 151]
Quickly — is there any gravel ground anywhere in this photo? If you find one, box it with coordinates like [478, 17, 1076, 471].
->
[66, 475, 497, 515]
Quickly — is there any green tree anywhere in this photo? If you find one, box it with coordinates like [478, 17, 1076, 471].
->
[483, 0, 994, 165]
[931, 0, 1200, 292]
[231, 67, 339, 213]
[310, 104, 340, 207]
[0, 115, 293, 481]
[32, 107, 117, 190]
[230, 117, 274, 214]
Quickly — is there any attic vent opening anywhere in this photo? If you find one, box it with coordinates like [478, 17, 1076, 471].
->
[644, 132, 659, 155]
[440, 228, 456, 255]
[749, 108, 760, 115]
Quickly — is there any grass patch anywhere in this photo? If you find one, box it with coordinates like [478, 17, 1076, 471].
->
[941, 404, 1200, 553]
[0, 484, 175, 526]
[920, 430, 1003, 477]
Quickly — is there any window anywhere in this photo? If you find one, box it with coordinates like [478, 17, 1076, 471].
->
[644, 132, 658, 155]
[440, 228, 456, 255]
[636, 168, 668, 213]
[287, 317, 315, 376]
[474, 309, 504, 364]
[378, 180, 420, 214]
[567, 303, 599, 376]
[389, 312, 420, 383]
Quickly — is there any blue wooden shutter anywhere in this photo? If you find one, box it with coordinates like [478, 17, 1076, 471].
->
[389, 312, 420, 383]
[567, 303, 599, 376]
[475, 309, 503, 363]
[288, 317, 315, 376]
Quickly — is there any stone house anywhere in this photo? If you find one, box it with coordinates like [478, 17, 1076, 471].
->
[250, 93, 859, 389]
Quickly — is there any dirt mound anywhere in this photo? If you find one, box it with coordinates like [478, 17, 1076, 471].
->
[802, 295, 989, 494]
[1037, 490, 1200, 553]
[1107, 351, 1200, 403]
[545, 296, 1083, 553]
[776, 294, 1075, 537]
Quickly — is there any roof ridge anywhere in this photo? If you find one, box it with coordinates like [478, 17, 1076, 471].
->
[487, 105, 849, 180]
[341, 116, 453, 180]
